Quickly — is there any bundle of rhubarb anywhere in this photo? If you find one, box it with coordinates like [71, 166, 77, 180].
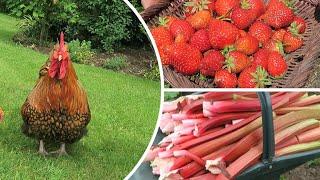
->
[145, 92, 320, 179]
[151, 0, 307, 88]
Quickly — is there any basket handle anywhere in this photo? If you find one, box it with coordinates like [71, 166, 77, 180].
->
[258, 92, 275, 164]
[140, 0, 171, 21]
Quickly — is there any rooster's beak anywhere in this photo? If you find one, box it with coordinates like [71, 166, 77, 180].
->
[58, 55, 62, 61]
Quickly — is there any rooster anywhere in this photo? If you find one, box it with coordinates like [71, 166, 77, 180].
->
[21, 32, 91, 156]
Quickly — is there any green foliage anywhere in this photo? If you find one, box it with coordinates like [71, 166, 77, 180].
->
[68, 39, 94, 64]
[144, 64, 160, 81]
[103, 55, 128, 71]
[307, 158, 320, 167]
[4, 0, 148, 52]
[164, 92, 181, 101]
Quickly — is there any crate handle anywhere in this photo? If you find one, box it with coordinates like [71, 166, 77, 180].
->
[258, 92, 275, 165]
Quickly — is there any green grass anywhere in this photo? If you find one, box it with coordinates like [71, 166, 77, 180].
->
[0, 13, 160, 179]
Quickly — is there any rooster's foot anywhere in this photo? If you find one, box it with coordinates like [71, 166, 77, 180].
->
[50, 143, 68, 156]
[38, 140, 49, 156]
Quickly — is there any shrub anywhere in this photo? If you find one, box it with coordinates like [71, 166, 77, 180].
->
[4, 0, 149, 52]
[68, 39, 94, 64]
[144, 64, 160, 81]
[103, 55, 128, 71]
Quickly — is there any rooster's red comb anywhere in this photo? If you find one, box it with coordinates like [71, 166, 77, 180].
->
[60, 32, 65, 49]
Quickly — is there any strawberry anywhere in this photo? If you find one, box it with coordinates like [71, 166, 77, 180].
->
[199, 50, 225, 77]
[252, 49, 269, 70]
[208, 19, 239, 49]
[249, 21, 272, 45]
[169, 19, 195, 43]
[224, 51, 251, 74]
[271, 29, 286, 42]
[235, 34, 259, 55]
[267, 51, 287, 77]
[158, 45, 171, 65]
[246, 0, 265, 18]
[169, 43, 202, 75]
[238, 66, 271, 88]
[289, 16, 306, 34]
[214, 69, 238, 88]
[215, 0, 239, 17]
[261, 0, 294, 29]
[151, 26, 174, 48]
[231, 0, 265, 29]
[239, 30, 247, 37]
[186, 10, 211, 29]
[231, 7, 255, 30]
[283, 31, 303, 53]
[190, 29, 211, 52]
[263, 39, 284, 54]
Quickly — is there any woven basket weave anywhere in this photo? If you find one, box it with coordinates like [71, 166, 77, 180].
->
[141, 0, 320, 88]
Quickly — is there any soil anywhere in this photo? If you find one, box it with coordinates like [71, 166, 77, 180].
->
[284, 162, 320, 180]
[20, 42, 157, 78]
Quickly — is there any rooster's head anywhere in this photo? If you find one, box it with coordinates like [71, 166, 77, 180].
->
[49, 32, 70, 79]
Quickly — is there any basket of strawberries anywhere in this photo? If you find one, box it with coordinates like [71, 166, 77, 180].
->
[142, 0, 320, 88]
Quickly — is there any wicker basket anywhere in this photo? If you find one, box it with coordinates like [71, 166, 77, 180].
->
[141, 0, 320, 88]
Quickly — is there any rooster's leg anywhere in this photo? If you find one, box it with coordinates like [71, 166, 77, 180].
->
[38, 140, 49, 156]
[50, 143, 68, 156]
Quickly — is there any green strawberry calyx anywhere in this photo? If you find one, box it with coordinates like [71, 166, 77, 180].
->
[158, 17, 169, 27]
[251, 66, 271, 88]
[221, 45, 236, 56]
[276, 41, 285, 56]
[184, 0, 211, 13]
[223, 55, 236, 73]
[289, 22, 301, 36]
[241, 0, 251, 10]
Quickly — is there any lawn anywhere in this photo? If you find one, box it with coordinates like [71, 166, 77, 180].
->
[0, 13, 160, 179]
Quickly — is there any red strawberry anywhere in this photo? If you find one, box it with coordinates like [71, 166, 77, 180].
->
[238, 66, 271, 88]
[199, 50, 225, 77]
[249, 21, 272, 45]
[263, 39, 284, 54]
[261, 0, 294, 29]
[283, 31, 303, 53]
[231, 0, 265, 29]
[169, 19, 195, 43]
[246, 0, 265, 17]
[186, 10, 212, 29]
[169, 43, 202, 75]
[231, 7, 255, 30]
[267, 51, 287, 77]
[271, 29, 286, 42]
[208, 0, 215, 11]
[289, 16, 307, 34]
[158, 45, 171, 65]
[151, 26, 173, 48]
[224, 51, 251, 74]
[190, 29, 211, 52]
[235, 34, 259, 55]
[208, 19, 239, 49]
[215, 0, 239, 17]
[239, 30, 247, 37]
[214, 69, 238, 88]
[252, 49, 269, 70]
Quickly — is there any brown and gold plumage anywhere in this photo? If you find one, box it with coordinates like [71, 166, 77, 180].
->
[21, 32, 90, 155]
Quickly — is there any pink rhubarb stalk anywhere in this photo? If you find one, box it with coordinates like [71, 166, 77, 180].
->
[216, 119, 320, 180]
